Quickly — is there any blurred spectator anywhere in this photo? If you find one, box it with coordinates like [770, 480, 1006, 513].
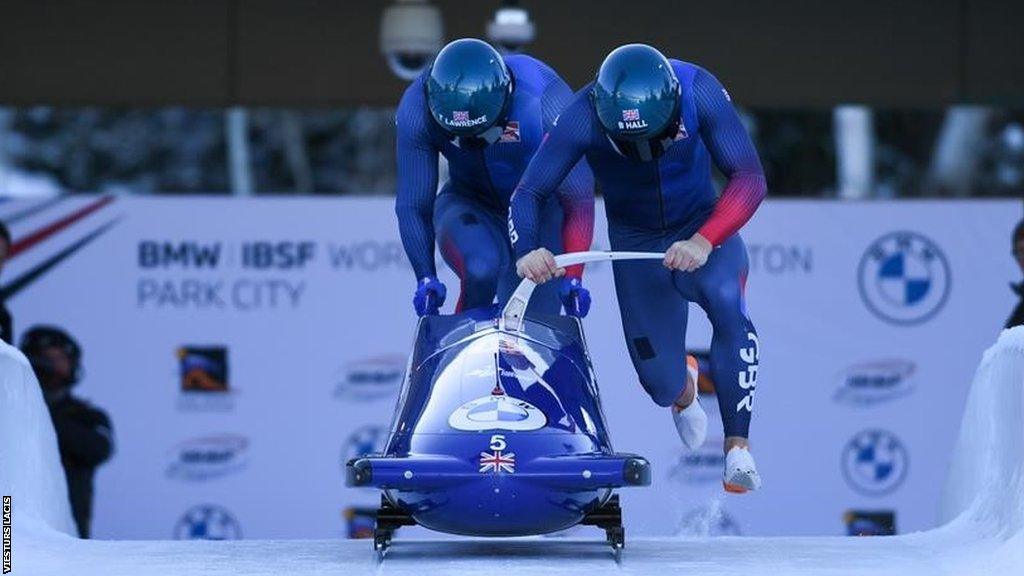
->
[0, 222, 12, 344]
[1008, 219, 1024, 329]
[3, 106, 395, 195]
[20, 326, 114, 538]
[988, 123, 1024, 196]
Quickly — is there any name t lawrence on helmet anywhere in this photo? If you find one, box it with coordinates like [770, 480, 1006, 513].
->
[509, 43, 767, 493]
[425, 38, 513, 142]
[443, 111, 489, 130]
[394, 38, 595, 319]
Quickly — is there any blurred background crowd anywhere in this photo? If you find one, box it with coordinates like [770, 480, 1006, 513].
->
[2, 106, 1024, 198]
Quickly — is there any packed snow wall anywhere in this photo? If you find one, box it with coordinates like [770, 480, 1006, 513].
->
[939, 327, 1024, 534]
[0, 341, 75, 535]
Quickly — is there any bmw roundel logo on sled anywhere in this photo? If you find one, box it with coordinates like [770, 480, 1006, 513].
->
[858, 231, 951, 325]
[449, 392, 547, 432]
[841, 429, 909, 496]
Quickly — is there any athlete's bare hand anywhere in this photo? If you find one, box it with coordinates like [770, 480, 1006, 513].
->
[516, 248, 564, 284]
[664, 234, 713, 272]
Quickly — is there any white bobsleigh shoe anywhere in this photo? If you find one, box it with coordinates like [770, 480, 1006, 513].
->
[723, 446, 762, 494]
[671, 356, 708, 450]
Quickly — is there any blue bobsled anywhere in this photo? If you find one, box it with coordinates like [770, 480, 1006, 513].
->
[346, 252, 662, 553]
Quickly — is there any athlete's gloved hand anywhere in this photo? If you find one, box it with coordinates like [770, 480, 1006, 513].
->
[516, 248, 565, 284]
[413, 277, 447, 316]
[664, 233, 713, 272]
[559, 278, 592, 318]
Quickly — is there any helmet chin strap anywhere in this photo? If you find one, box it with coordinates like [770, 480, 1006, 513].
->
[607, 111, 681, 162]
[453, 123, 505, 148]
[607, 133, 676, 162]
[477, 123, 507, 145]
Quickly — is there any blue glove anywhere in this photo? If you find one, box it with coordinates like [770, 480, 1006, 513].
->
[413, 277, 447, 316]
[559, 278, 591, 318]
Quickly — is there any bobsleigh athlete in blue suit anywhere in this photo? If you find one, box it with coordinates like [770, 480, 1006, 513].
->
[510, 45, 767, 493]
[395, 39, 595, 317]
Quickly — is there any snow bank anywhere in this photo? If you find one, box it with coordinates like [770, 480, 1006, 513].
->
[0, 341, 75, 536]
[940, 326, 1024, 535]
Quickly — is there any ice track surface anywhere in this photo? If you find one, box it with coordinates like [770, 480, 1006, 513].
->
[5, 329, 1024, 576]
[14, 524, 1023, 576]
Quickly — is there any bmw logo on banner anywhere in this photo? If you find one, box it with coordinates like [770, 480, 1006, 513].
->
[173, 504, 242, 540]
[341, 424, 388, 464]
[841, 429, 909, 496]
[858, 231, 951, 325]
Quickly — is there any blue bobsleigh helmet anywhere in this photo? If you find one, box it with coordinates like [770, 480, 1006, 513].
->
[592, 44, 681, 162]
[426, 38, 513, 145]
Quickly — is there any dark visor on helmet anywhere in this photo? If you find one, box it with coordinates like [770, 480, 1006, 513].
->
[430, 71, 515, 148]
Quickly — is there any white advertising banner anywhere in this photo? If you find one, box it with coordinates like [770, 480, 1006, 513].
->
[3, 196, 1020, 540]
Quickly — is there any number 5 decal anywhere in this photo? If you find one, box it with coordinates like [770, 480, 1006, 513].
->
[489, 434, 507, 451]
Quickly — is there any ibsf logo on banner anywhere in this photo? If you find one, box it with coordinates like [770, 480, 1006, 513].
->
[332, 355, 405, 401]
[177, 346, 234, 411]
[343, 506, 378, 539]
[841, 429, 909, 496]
[834, 359, 916, 406]
[173, 504, 242, 540]
[341, 425, 388, 465]
[858, 231, 951, 325]
[166, 434, 250, 481]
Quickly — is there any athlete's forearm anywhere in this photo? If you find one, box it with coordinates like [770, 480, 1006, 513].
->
[509, 182, 543, 252]
[693, 67, 767, 246]
[395, 82, 441, 279]
[395, 200, 437, 279]
[556, 161, 595, 279]
[511, 136, 588, 261]
[395, 157, 440, 279]
[697, 172, 766, 246]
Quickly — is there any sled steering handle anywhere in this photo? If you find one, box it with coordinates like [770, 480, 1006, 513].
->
[500, 250, 665, 332]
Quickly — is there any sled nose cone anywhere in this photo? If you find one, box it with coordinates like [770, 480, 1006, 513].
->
[346, 458, 373, 487]
[623, 457, 651, 486]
